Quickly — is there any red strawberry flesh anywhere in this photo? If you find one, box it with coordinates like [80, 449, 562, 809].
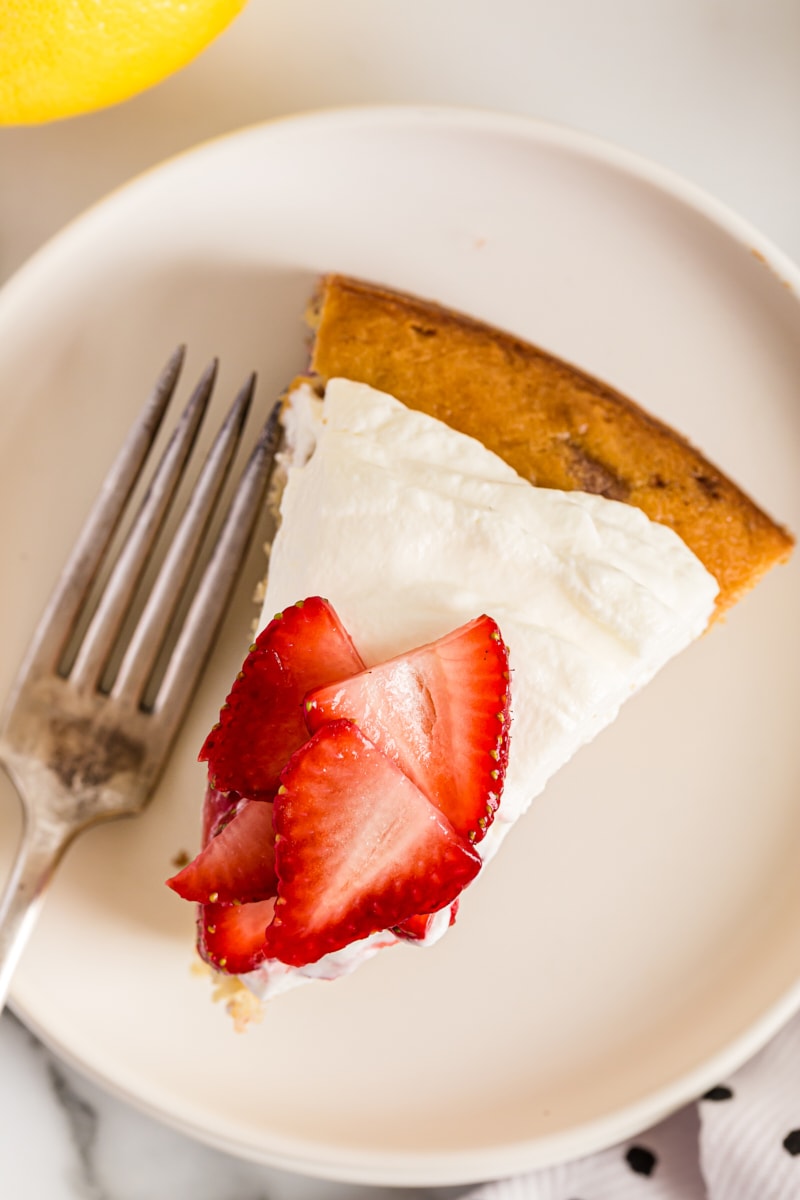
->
[198, 898, 276, 974]
[305, 614, 511, 843]
[199, 597, 365, 799]
[395, 900, 460, 942]
[167, 799, 277, 904]
[263, 720, 482, 967]
[201, 783, 239, 846]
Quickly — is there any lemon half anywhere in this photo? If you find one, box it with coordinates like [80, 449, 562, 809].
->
[0, 0, 247, 124]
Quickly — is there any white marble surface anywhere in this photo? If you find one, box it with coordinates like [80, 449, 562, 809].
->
[1, 2, 798, 1197]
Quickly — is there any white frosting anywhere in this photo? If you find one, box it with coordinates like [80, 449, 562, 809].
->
[243, 378, 718, 998]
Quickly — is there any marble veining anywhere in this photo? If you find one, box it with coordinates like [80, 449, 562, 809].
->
[45, 1053, 106, 1200]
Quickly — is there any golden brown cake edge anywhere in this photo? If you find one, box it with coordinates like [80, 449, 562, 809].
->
[304, 274, 794, 618]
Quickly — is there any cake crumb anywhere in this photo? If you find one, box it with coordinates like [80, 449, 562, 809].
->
[210, 973, 264, 1032]
[190, 957, 264, 1030]
[226, 987, 264, 1033]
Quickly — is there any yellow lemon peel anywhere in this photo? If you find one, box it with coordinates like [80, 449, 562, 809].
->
[0, 0, 247, 124]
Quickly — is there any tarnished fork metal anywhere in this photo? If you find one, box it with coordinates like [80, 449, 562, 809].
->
[0, 348, 280, 1010]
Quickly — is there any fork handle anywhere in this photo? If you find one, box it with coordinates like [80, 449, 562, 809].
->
[0, 812, 73, 1013]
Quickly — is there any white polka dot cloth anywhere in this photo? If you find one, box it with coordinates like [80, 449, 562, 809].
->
[462, 1009, 800, 1200]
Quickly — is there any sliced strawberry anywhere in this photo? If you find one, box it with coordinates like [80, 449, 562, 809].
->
[201, 783, 239, 846]
[305, 614, 511, 843]
[395, 900, 460, 942]
[198, 898, 276, 974]
[199, 596, 365, 799]
[167, 800, 277, 904]
[263, 720, 481, 968]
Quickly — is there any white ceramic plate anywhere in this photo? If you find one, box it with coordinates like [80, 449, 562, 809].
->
[0, 107, 798, 1186]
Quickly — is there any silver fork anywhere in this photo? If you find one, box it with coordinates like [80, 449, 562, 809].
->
[0, 347, 280, 1012]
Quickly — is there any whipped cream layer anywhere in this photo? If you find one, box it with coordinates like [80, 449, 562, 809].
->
[243, 377, 718, 998]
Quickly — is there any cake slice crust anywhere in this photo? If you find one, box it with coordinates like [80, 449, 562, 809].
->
[307, 275, 793, 615]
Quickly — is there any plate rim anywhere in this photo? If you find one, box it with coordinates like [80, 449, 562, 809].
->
[1, 103, 799, 314]
[12, 977, 800, 1185]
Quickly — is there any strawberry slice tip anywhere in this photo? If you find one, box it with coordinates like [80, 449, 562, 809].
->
[263, 720, 482, 968]
[305, 614, 511, 843]
[199, 597, 365, 799]
[167, 799, 277, 905]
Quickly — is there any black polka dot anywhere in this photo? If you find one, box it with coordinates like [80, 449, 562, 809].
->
[626, 1145, 657, 1176]
[783, 1130, 800, 1156]
[702, 1085, 734, 1101]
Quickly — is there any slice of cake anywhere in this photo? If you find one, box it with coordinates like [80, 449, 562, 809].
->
[168, 276, 793, 1011]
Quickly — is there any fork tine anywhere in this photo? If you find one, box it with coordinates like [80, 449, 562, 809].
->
[0, 359, 281, 1015]
[152, 400, 282, 730]
[14, 346, 185, 683]
[69, 359, 218, 693]
[111, 373, 257, 705]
